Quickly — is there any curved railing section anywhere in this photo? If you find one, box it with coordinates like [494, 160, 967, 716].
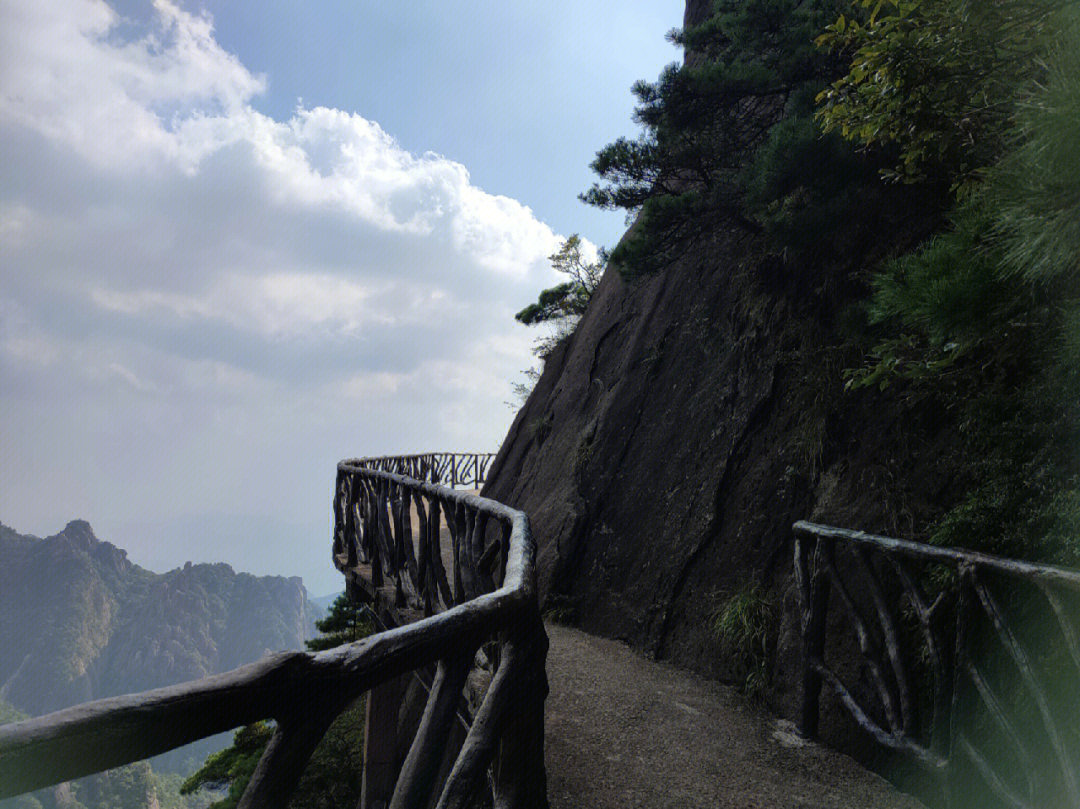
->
[794, 521, 1080, 809]
[0, 455, 548, 809]
[358, 452, 495, 490]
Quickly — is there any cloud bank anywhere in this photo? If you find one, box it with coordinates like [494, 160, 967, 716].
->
[0, 0, 568, 591]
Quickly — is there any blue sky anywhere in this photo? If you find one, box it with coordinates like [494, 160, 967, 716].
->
[0, 0, 682, 594]
[110, 0, 682, 247]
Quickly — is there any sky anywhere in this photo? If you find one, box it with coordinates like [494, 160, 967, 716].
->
[0, 0, 683, 595]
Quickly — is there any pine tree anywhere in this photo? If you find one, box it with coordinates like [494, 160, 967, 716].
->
[305, 594, 371, 652]
[580, 0, 857, 276]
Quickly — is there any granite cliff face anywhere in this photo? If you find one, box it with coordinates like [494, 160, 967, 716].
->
[481, 0, 959, 726]
[0, 520, 317, 717]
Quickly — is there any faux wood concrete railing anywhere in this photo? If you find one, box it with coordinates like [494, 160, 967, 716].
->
[794, 521, 1080, 809]
[356, 452, 496, 490]
[0, 453, 548, 809]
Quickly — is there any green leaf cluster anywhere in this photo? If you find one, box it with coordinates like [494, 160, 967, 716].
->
[515, 235, 603, 328]
[711, 583, 774, 699]
[305, 593, 371, 651]
[816, 0, 1061, 191]
[0, 698, 27, 726]
[180, 723, 272, 809]
[846, 5, 1080, 561]
[580, 0, 876, 276]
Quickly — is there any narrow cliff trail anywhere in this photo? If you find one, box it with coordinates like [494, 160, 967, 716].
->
[543, 623, 924, 809]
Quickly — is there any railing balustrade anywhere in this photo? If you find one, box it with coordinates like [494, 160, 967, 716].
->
[357, 452, 495, 490]
[794, 521, 1080, 809]
[0, 454, 547, 809]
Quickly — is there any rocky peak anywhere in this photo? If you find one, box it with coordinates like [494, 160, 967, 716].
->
[55, 519, 98, 551]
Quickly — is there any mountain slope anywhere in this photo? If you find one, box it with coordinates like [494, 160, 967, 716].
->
[0, 520, 317, 717]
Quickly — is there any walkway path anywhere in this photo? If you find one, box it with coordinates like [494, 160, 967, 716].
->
[543, 623, 924, 809]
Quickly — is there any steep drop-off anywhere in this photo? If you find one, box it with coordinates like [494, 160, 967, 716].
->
[0, 520, 317, 717]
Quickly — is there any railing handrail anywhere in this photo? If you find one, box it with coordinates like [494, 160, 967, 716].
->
[794, 520, 1080, 590]
[335, 461, 535, 602]
[0, 454, 547, 809]
[793, 520, 1080, 809]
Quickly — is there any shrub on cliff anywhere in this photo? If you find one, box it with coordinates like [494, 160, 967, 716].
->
[839, 3, 1080, 561]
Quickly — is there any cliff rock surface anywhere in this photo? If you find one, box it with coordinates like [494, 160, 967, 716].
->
[481, 0, 958, 730]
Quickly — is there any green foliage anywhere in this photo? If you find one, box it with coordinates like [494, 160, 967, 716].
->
[0, 702, 43, 809]
[739, 95, 878, 250]
[83, 763, 165, 809]
[2, 796, 44, 809]
[305, 593, 371, 651]
[515, 235, 603, 327]
[711, 583, 774, 699]
[179, 706, 367, 809]
[0, 700, 203, 809]
[541, 594, 578, 625]
[154, 772, 206, 809]
[529, 414, 553, 446]
[845, 4, 1080, 562]
[513, 235, 604, 404]
[991, 13, 1080, 286]
[0, 698, 27, 726]
[180, 723, 272, 809]
[283, 698, 366, 809]
[581, 0, 869, 276]
[816, 0, 1060, 191]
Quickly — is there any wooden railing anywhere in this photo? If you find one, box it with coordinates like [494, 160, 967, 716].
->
[333, 456, 548, 808]
[357, 452, 496, 490]
[0, 454, 547, 809]
[794, 521, 1080, 809]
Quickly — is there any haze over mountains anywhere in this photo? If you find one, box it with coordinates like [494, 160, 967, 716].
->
[0, 519, 319, 718]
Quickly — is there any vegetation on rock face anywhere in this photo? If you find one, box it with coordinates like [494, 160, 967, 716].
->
[815, 0, 1061, 191]
[711, 584, 774, 699]
[0, 698, 26, 726]
[837, 2, 1080, 562]
[304, 592, 372, 651]
[579, 0, 893, 276]
[575, 0, 1080, 567]
[515, 235, 603, 329]
[181, 594, 370, 809]
[512, 235, 604, 403]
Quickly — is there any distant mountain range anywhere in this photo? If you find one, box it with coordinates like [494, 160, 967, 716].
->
[0, 519, 322, 718]
[309, 590, 344, 613]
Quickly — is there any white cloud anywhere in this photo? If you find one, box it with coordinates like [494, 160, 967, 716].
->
[0, 0, 264, 169]
[0, 0, 579, 591]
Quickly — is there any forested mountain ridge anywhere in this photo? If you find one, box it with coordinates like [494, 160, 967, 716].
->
[0, 520, 318, 718]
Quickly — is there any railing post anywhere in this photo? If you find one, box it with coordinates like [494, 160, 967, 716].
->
[388, 652, 473, 809]
[943, 564, 972, 809]
[796, 534, 830, 739]
[362, 675, 406, 809]
[493, 609, 550, 809]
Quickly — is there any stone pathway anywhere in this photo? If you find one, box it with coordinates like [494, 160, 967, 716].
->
[543, 623, 924, 809]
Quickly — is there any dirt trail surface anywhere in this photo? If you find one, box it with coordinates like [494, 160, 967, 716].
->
[543, 623, 924, 809]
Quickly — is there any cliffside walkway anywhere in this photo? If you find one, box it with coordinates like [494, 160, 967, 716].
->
[6, 453, 1080, 809]
[544, 622, 921, 809]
